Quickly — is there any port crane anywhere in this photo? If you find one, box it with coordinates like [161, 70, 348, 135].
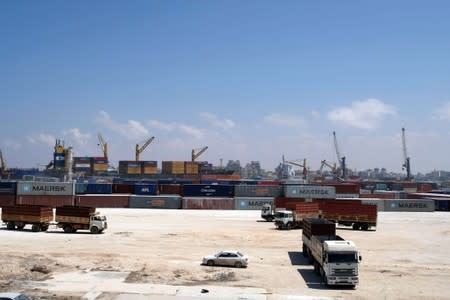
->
[402, 127, 412, 180]
[135, 136, 155, 161]
[333, 131, 347, 180]
[191, 146, 208, 162]
[319, 160, 337, 175]
[285, 158, 308, 179]
[0, 149, 6, 174]
[97, 133, 108, 159]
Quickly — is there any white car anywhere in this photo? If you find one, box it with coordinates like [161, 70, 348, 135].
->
[202, 250, 248, 268]
[0, 293, 32, 300]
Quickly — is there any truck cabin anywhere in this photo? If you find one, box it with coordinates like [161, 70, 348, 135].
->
[275, 211, 292, 219]
[91, 215, 106, 222]
[261, 204, 272, 214]
[324, 240, 361, 263]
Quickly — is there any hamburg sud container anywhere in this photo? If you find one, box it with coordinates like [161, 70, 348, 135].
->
[235, 197, 274, 210]
[384, 199, 435, 212]
[74, 195, 129, 208]
[283, 185, 336, 199]
[234, 185, 282, 197]
[134, 183, 158, 195]
[129, 195, 181, 209]
[182, 184, 234, 197]
[182, 197, 234, 209]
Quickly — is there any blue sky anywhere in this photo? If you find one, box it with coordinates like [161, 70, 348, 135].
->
[1, 1, 450, 173]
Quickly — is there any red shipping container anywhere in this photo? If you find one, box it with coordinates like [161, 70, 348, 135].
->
[15, 195, 74, 207]
[0, 195, 15, 207]
[74, 195, 129, 208]
[158, 184, 182, 195]
[275, 197, 305, 210]
[323, 183, 360, 194]
[112, 184, 134, 194]
[182, 197, 234, 210]
[257, 180, 280, 186]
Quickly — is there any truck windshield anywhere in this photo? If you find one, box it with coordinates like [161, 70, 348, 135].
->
[328, 253, 357, 263]
[275, 212, 290, 218]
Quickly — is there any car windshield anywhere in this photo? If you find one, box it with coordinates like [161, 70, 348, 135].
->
[328, 253, 358, 263]
[237, 252, 244, 257]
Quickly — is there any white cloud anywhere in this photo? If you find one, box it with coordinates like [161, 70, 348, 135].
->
[178, 124, 205, 139]
[263, 113, 305, 127]
[63, 128, 91, 147]
[311, 110, 320, 119]
[96, 110, 150, 140]
[147, 120, 176, 131]
[147, 119, 205, 139]
[327, 99, 396, 129]
[434, 102, 450, 120]
[27, 133, 55, 147]
[200, 112, 236, 130]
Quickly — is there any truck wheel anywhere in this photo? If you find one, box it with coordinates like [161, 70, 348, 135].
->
[6, 222, 15, 230]
[361, 223, 369, 231]
[72, 228, 77, 233]
[352, 223, 361, 230]
[90, 226, 99, 234]
[286, 223, 292, 230]
[206, 260, 214, 266]
[31, 224, 40, 232]
[63, 225, 72, 233]
[41, 225, 49, 231]
[16, 224, 25, 230]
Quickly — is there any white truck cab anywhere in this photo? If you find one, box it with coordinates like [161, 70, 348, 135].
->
[321, 240, 361, 286]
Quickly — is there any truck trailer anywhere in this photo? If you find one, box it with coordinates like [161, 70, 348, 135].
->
[1, 205, 53, 232]
[1, 205, 107, 234]
[302, 218, 361, 287]
[55, 206, 107, 234]
[318, 200, 377, 230]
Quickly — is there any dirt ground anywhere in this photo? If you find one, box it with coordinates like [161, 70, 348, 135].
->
[0, 209, 449, 299]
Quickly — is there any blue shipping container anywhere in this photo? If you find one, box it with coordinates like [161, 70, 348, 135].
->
[0, 181, 17, 195]
[75, 183, 88, 194]
[434, 199, 449, 211]
[182, 184, 234, 197]
[134, 184, 158, 195]
[86, 183, 112, 194]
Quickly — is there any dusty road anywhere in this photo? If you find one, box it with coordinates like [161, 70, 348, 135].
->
[0, 209, 449, 299]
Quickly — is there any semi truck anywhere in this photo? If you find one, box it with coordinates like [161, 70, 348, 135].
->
[318, 200, 377, 231]
[1, 205, 53, 232]
[261, 203, 277, 221]
[55, 206, 107, 234]
[274, 202, 320, 230]
[302, 218, 361, 287]
[1, 205, 107, 234]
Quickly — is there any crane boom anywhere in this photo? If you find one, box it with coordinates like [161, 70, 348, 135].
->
[0, 149, 6, 172]
[135, 136, 155, 161]
[402, 127, 412, 180]
[285, 158, 308, 179]
[191, 146, 208, 162]
[333, 131, 347, 179]
[97, 133, 108, 159]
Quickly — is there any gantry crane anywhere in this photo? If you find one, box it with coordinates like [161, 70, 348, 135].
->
[402, 127, 412, 180]
[135, 136, 155, 161]
[191, 146, 208, 162]
[97, 133, 108, 159]
[333, 131, 347, 180]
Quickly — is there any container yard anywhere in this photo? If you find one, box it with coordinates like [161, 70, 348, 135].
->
[0, 209, 449, 299]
